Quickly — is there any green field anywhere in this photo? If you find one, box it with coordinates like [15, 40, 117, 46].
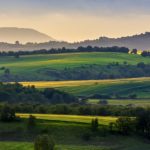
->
[1, 140, 150, 150]
[0, 52, 150, 80]
[21, 77, 150, 98]
[88, 99, 150, 107]
[0, 142, 107, 150]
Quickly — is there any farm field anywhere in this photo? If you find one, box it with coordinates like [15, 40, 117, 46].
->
[17, 114, 117, 125]
[21, 77, 150, 98]
[88, 99, 150, 107]
[0, 52, 150, 80]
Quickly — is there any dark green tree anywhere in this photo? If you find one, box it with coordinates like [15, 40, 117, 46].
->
[27, 115, 36, 130]
[91, 118, 99, 132]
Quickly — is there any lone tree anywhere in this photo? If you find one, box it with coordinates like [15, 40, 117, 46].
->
[27, 115, 36, 130]
[91, 118, 99, 132]
[34, 134, 55, 150]
[131, 49, 137, 54]
[4, 68, 10, 77]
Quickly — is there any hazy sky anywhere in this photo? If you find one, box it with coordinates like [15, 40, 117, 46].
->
[0, 0, 150, 42]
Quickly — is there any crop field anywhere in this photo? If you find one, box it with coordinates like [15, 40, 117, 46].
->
[17, 114, 117, 125]
[21, 77, 150, 98]
[0, 52, 150, 76]
[88, 99, 150, 107]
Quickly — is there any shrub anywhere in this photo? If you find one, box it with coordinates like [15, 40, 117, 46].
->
[34, 134, 55, 150]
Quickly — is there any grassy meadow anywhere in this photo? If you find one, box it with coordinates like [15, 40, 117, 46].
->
[0, 142, 108, 150]
[88, 99, 150, 107]
[0, 52, 150, 79]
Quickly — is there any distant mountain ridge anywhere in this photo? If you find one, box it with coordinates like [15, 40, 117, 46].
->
[0, 27, 54, 43]
[0, 31, 150, 51]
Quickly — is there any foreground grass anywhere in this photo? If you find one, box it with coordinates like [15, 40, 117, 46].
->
[0, 142, 108, 150]
[21, 77, 150, 98]
[0, 114, 150, 150]
[1, 137, 150, 150]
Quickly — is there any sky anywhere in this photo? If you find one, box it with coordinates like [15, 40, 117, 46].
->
[0, 0, 150, 42]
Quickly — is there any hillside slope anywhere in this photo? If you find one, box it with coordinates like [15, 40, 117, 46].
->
[0, 27, 54, 43]
[1, 32, 150, 51]
[0, 52, 150, 81]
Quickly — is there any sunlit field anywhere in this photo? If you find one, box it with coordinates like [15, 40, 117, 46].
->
[20, 77, 150, 98]
[17, 113, 117, 125]
[0, 52, 150, 77]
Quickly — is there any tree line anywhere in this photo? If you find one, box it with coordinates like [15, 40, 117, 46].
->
[141, 51, 150, 57]
[0, 46, 129, 57]
[0, 103, 147, 117]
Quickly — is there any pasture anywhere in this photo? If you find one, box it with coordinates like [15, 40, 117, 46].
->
[88, 99, 150, 107]
[0, 52, 150, 79]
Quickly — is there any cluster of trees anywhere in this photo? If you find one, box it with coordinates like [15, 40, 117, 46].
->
[0, 46, 129, 57]
[0, 105, 17, 122]
[83, 111, 150, 140]
[35, 62, 150, 80]
[0, 83, 78, 104]
[1, 103, 147, 117]
[110, 110, 150, 138]
[141, 51, 150, 57]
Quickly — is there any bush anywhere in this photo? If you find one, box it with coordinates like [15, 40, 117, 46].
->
[34, 134, 55, 150]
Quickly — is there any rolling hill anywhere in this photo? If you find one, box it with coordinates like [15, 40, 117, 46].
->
[21, 77, 150, 98]
[0, 52, 150, 81]
[0, 27, 54, 44]
[1, 31, 150, 51]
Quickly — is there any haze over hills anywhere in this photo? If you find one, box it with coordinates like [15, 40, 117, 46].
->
[0, 27, 54, 44]
[0, 29, 150, 51]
